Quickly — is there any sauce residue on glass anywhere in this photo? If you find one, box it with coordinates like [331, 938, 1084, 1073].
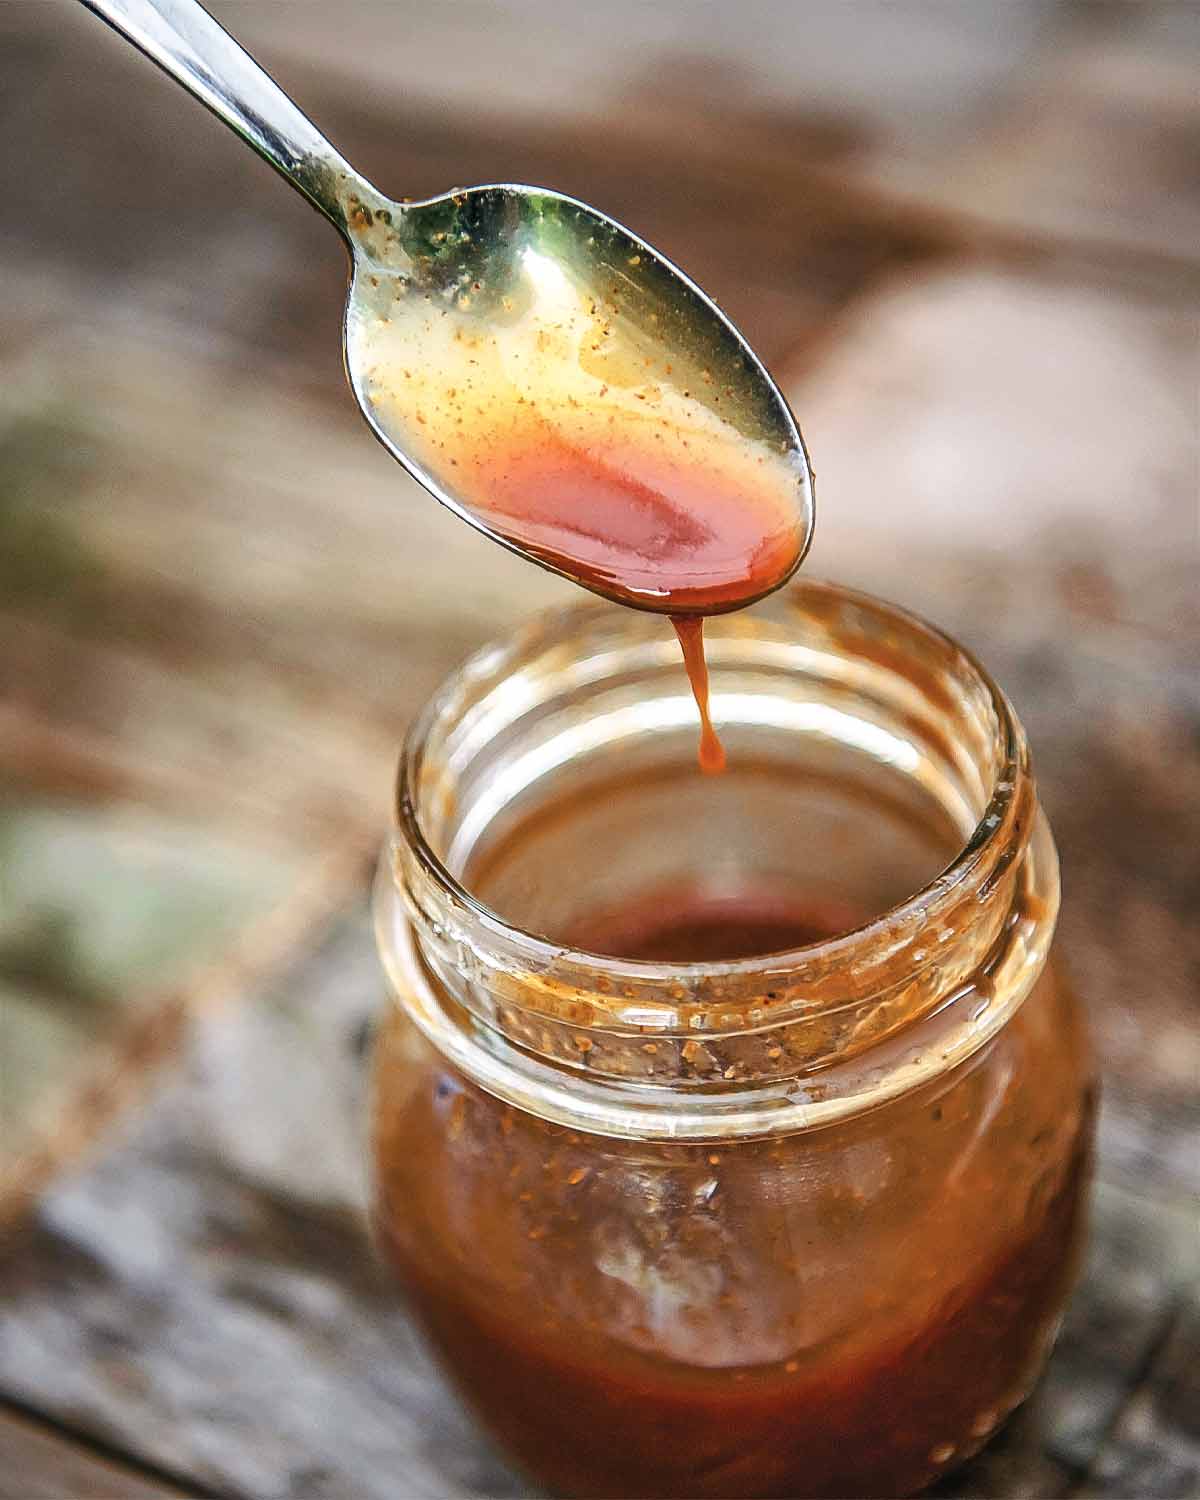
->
[350, 254, 809, 768]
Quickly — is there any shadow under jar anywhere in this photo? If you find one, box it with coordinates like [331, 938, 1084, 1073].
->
[372, 582, 1094, 1500]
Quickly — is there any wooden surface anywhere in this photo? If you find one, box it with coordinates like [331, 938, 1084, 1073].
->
[0, 1404, 201, 1500]
[1, 1, 1197, 1495]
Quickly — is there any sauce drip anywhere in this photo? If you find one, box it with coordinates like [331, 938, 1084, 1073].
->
[670, 616, 725, 774]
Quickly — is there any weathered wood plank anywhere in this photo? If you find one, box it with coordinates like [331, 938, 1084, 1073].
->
[0, 916, 527, 1500]
[1076, 1291, 1200, 1498]
[0, 1404, 199, 1500]
[0, 800, 286, 1185]
[1041, 1181, 1200, 1479]
[0, 812, 366, 1222]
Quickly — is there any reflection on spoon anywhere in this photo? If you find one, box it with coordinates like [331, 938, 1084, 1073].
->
[349, 227, 810, 618]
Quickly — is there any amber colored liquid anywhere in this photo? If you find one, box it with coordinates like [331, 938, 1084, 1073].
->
[455, 423, 802, 617]
[464, 424, 789, 769]
[385, 1138, 1089, 1500]
[670, 617, 726, 774]
[355, 291, 804, 769]
[470, 417, 780, 769]
[374, 892, 1094, 1499]
[565, 882, 866, 959]
[462, 424, 784, 770]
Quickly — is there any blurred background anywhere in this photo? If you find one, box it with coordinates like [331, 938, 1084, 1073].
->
[1, 2, 1197, 1496]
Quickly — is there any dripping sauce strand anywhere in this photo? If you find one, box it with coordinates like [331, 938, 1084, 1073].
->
[671, 615, 726, 775]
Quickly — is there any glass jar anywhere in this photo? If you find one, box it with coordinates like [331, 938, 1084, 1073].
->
[371, 581, 1094, 1500]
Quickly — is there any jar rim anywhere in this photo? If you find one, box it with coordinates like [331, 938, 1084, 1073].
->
[394, 580, 1029, 1006]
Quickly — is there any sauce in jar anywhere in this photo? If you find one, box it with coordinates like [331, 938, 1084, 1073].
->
[374, 890, 1092, 1499]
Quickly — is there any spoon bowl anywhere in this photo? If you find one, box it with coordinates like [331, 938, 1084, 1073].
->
[345, 183, 814, 612]
[81, 0, 815, 614]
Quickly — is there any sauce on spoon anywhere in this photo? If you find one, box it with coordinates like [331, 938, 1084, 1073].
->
[351, 248, 809, 766]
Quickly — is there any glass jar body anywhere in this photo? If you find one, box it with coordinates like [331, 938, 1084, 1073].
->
[372, 962, 1091, 1500]
[371, 584, 1095, 1498]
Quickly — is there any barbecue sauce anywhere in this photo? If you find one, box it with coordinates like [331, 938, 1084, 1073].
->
[373, 893, 1094, 1499]
[352, 269, 808, 769]
[670, 616, 725, 774]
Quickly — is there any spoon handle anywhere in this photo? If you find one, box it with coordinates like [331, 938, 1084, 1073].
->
[79, 0, 387, 237]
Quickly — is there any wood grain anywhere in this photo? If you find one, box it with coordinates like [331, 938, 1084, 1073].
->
[0, 1404, 199, 1500]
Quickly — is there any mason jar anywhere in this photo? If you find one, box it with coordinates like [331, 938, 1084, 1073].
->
[371, 581, 1094, 1499]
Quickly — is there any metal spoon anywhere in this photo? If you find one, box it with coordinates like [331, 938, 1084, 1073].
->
[80, 0, 815, 614]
